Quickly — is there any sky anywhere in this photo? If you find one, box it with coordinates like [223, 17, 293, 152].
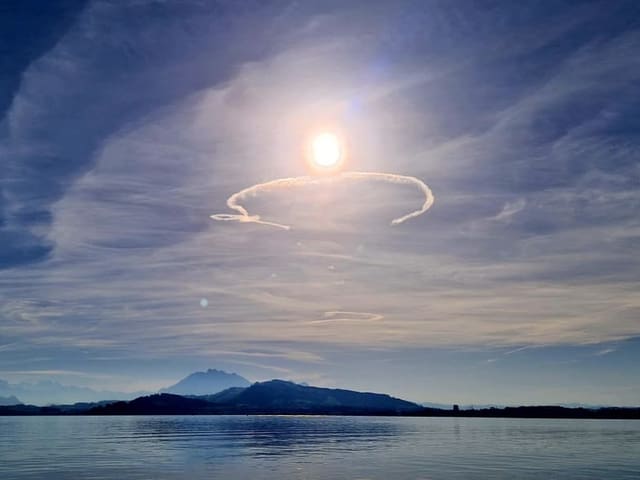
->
[1, 0, 639, 406]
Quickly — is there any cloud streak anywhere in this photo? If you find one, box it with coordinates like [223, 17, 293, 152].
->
[309, 311, 384, 325]
[211, 171, 434, 230]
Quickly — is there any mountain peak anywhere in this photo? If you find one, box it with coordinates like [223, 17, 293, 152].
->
[160, 369, 250, 396]
[209, 379, 421, 413]
[0, 395, 21, 406]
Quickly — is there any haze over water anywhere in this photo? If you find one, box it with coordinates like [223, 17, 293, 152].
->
[1, 416, 639, 479]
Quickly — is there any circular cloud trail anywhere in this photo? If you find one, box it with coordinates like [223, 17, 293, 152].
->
[211, 171, 434, 230]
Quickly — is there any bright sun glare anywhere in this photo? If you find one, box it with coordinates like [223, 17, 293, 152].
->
[311, 132, 342, 170]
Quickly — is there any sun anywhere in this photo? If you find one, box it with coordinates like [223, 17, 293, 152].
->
[312, 133, 341, 167]
[308, 132, 344, 173]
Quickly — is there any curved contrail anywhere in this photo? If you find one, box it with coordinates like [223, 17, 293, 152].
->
[308, 311, 384, 324]
[211, 171, 434, 230]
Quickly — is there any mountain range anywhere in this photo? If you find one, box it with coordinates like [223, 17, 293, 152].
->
[2, 369, 639, 418]
[0, 379, 421, 416]
[0, 379, 147, 406]
[2, 379, 639, 419]
[0, 369, 249, 405]
[88, 379, 422, 415]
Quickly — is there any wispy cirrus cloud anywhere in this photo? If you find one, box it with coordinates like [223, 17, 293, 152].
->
[1, 1, 639, 404]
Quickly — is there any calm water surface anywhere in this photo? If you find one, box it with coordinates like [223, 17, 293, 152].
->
[1, 415, 639, 479]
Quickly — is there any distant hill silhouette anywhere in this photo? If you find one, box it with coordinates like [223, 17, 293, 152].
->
[0, 378, 146, 405]
[160, 369, 250, 396]
[212, 380, 421, 414]
[437, 405, 640, 420]
[90, 394, 215, 415]
[0, 395, 21, 406]
[90, 380, 422, 415]
[0, 399, 117, 415]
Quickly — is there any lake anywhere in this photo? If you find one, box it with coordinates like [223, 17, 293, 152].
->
[1, 415, 639, 479]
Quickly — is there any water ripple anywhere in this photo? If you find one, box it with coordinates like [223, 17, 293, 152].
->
[0, 416, 639, 479]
